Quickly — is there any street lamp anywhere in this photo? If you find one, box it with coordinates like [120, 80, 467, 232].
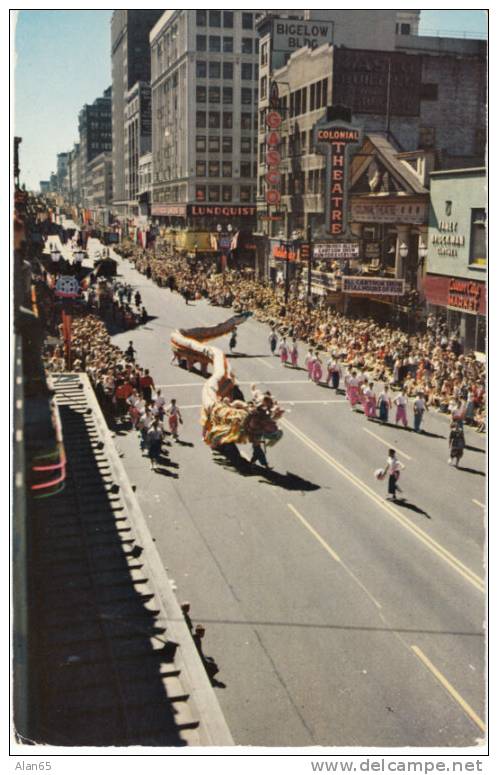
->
[417, 241, 428, 268]
[399, 242, 409, 259]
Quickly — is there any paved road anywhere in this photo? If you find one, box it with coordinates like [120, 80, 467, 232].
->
[57, 231, 487, 747]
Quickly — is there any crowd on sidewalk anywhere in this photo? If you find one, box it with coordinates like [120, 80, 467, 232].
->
[119, 244, 485, 433]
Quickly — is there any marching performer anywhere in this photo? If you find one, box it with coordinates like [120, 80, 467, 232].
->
[290, 339, 299, 368]
[305, 349, 316, 381]
[326, 353, 341, 391]
[311, 352, 323, 385]
[348, 370, 361, 410]
[394, 387, 409, 428]
[166, 398, 183, 441]
[278, 336, 289, 366]
[377, 384, 391, 423]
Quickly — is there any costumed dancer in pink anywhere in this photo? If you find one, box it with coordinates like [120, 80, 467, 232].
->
[278, 337, 289, 366]
[290, 339, 299, 368]
[364, 381, 377, 419]
[394, 388, 409, 428]
[348, 370, 361, 410]
[312, 352, 323, 385]
[305, 349, 315, 381]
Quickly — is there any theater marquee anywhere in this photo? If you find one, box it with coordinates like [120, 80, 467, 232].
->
[313, 120, 362, 236]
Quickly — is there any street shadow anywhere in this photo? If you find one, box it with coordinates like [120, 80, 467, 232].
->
[212, 451, 320, 492]
[154, 466, 179, 479]
[419, 429, 446, 439]
[456, 466, 485, 476]
[228, 353, 270, 359]
[158, 453, 179, 469]
[175, 439, 194, 448]
[394, 499, 431, 519]
[466, 444, 486, 454]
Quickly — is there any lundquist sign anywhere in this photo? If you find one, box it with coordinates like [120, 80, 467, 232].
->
[313, 120, 362, 236]
[342, 276, 405, 296]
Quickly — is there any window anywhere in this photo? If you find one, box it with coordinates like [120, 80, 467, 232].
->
[222, 136, 233, 153]
[421, 83, 439, 101]
[208, 185, 220, 202]
[208, 111, 220, 128]
[241, 38, 252, 54]
[223, 11, 233, 28]
[223, 112, 233, 129]
[241, 112, 252, 130]
[419, 126, 435, 148]
[261, 41, 268, 67]
[196, 160, 206, 176]
[209, 135, 220, 152]
[242, 12, 253, 29]
[223, 86, 233, 104]
[321, 78, 328, 107]
[196, 60, 207, 78]
[242, 63, 252, 80]
[260, 76, 267, 99]
[209, 61, 221, 79]
[241, 88, 252, 105]
[209, 160, 220, 177]
[241, 136, 252, 154]
[196, 111, 206, 128]
[222, 185, 232, 202]
[240, 161, 251, 178]
[196, 185, 206, 201]
[469, 208, 486, 267]
[196, 35, 206, 51]
[209, 86, 220, 103]
[196, 135, 206, 152]
[209, 35, 221, 52]
[196, 10, 206, 26]
[196, 86, 206, 103]
[240, 185, 252, 202]
[400, 23, 411, 35]
[209, 10, 221, 27]
[223, 36, 233, 53]
[223, 62, 233, 79]
[222, 161, 232, 177]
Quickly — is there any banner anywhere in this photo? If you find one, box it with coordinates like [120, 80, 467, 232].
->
[313, 242, 359, 259]
[342, 276, 405, 296]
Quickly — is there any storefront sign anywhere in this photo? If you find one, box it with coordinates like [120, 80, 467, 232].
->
[313, 242, 359, 259]
[447, 278, 482, 313]
[333, 49, 422, 117]
[188, 205, 256, 218]
[364, 241, 381, 259]
[273, 244, 298, 262]
[351, 200, 428, 224]
[342, 276, 405, 296]
[314, 121, 362, 236]
[272, 19, 334, 52]
[151, 204, 187, 217]
[431, 221, 465, 256]
[265, 84, 282, 208]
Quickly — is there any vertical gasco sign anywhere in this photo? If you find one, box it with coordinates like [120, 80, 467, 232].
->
[313, 120, 362, 236]
[265, 82, 282, 208]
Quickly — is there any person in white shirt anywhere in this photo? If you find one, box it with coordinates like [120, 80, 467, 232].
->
[166, 398, 183, 440]
[377, 385, 391, 423]
[147, 419, 164, 470]
[413, 392, 427, 433]
[394, 388, 408, 428]
[154, 388, 166, 420]
[326, 354, 341, 391]
[382, 449, 405, 501]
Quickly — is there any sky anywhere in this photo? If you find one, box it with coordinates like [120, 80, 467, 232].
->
[13, 9, 488, 190]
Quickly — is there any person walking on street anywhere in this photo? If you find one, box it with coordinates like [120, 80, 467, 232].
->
[326, 354, 341, 391]
[229, 330, 237, 353]
[363, 381, 377, 419]
[311, 352, 323, 385]
[290, 339, 299, 368]
[125, 340, 136, 363]
[250, 440, 271, 469]
[147, 419, 164, 471]
[167, 398, 183, 441]
[448, 422, 465, 466]
[305, 349, 316, 381]
[278, 337, 289, 366]
[394, 387, 409, 428]
[377, 384, 391, 423]
[382, 449, 405, 501]
[413, 391, 427, 433]
[269, 328, 278, 356]
[139, 369, 155, 405]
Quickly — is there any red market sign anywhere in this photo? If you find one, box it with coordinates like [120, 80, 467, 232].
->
[448, 278, 482, 313]
[273, 244, 298, 261]
[424, 274, 486, 315]
[314, 122, 362, 236]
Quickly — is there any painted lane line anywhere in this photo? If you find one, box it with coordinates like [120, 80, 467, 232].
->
[281, 417, 484, 593]
[287, 504, 382, 610]
[411, 646, 485, 733]
[472, 499, 485, 509]
[363, 427, 413, 461]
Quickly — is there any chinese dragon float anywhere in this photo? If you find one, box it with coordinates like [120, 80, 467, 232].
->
[170, 312, 284, 449]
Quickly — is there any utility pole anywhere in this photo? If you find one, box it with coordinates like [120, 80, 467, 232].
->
[284, 213, 291, 306]
[306, 222, 312, 308]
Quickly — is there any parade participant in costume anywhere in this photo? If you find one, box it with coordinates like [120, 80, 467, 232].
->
[326, 354, 341, 390]
[229, 330, 237, 353]
[147, 419, 164, 471]
[166, 398, 183, 441]
[382, 449, 404, 501]
[153, 388, 166, 420]
[269, 328, 278, 356]
[139, 368, 155, 405]
[394, 387, 409, 428]
[348, 370, 361, 410]
[413, 391, 427, 433]
[305, 349, 316, 381]
[312, 352, 323, 385]
[448, 422, 465, 466]
[363, 381, 377, 419]
[279, 337, 289, 366]
[377, 385, 391, 423]
[290, 339, 299, 368]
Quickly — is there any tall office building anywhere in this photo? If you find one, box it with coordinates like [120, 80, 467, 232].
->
[110, 10, 163, 215]
[149, 9, 262, 231]
[78, 87, 112, 207]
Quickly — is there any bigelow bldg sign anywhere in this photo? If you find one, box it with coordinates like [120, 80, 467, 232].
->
[272, 19, 334, 51]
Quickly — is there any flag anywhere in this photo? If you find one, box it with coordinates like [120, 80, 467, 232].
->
[230, 231, 240, 251]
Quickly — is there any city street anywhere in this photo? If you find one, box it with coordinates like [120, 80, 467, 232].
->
[65, 234, 487, 748]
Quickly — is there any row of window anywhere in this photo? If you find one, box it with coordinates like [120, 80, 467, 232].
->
[196, 10, 254, 29]
[196, 35, 258, 54]
[196, 110, 256, 129]
[258, 168, 326, 196]
[196, 86, 258, 105]
[195, 184, 255, 202]
[195, 160, 257, 177]
[196, 135, 257, 154]
[196, 60, 258, 80]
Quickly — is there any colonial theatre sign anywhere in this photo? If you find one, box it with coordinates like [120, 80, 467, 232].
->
[313, 120, 362, 236]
